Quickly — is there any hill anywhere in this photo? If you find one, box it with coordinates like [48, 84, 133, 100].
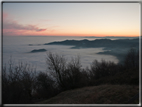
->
[30, 49, 47, 53]
[44, 38, 139, 49]
[36, 85, 139, 104]
[44, 38, 139, 63]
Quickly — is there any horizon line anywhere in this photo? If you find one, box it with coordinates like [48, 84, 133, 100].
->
[3, 35, 140, 37]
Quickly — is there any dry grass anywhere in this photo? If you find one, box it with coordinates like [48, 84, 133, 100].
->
[36, 85, 139, 104]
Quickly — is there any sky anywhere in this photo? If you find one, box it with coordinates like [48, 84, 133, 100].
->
[2, 2, 140, 37]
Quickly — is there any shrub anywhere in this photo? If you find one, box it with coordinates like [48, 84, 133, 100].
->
[123, 48, 139, 69]
[88, 48, 139, 86]
[89, 59, 118, 80]
[35, 72, 55, 99]
[2, 59, 37, 104]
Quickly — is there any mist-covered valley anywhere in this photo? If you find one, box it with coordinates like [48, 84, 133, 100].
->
[3, 36, 139, 72]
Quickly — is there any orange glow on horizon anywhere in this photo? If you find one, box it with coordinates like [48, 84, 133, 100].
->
[24, 30, 139, 37]
[8, 32, 139, 37]
[3, 25, 139, 37]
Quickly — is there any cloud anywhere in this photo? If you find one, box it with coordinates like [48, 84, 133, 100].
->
[3, 12, 47, 33]
[3, 20, 46, 32]
[36, 29, 46, 32]
[3, 12, 60, 36]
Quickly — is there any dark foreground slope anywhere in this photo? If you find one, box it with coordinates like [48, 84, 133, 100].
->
[36, 85, 139, 104]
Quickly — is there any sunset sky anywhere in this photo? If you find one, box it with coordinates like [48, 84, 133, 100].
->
[3, 2, 140, 37]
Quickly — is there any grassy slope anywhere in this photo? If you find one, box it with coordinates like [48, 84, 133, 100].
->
[36, 85, 139, 104]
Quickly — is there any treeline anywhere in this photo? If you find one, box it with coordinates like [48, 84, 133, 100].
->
[2, 48, 139, 104]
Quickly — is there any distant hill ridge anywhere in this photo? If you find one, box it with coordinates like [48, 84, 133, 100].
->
[44, 38, 139, 49]
[44, 38, 139, 63]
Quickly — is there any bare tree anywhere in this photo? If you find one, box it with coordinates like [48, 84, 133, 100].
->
[46, 52, 67, 89]
[46, 52, 88, 90]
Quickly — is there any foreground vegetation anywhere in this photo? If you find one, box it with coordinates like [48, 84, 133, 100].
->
[2, 48, 139, 104]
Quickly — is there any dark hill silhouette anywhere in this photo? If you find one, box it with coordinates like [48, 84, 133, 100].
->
[30, 49, 47, 53]
[45, 38, 139, 49]
[44, 38, 139, 63]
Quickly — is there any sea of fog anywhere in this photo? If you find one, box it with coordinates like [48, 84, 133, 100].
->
[3, 36, 123, 72]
